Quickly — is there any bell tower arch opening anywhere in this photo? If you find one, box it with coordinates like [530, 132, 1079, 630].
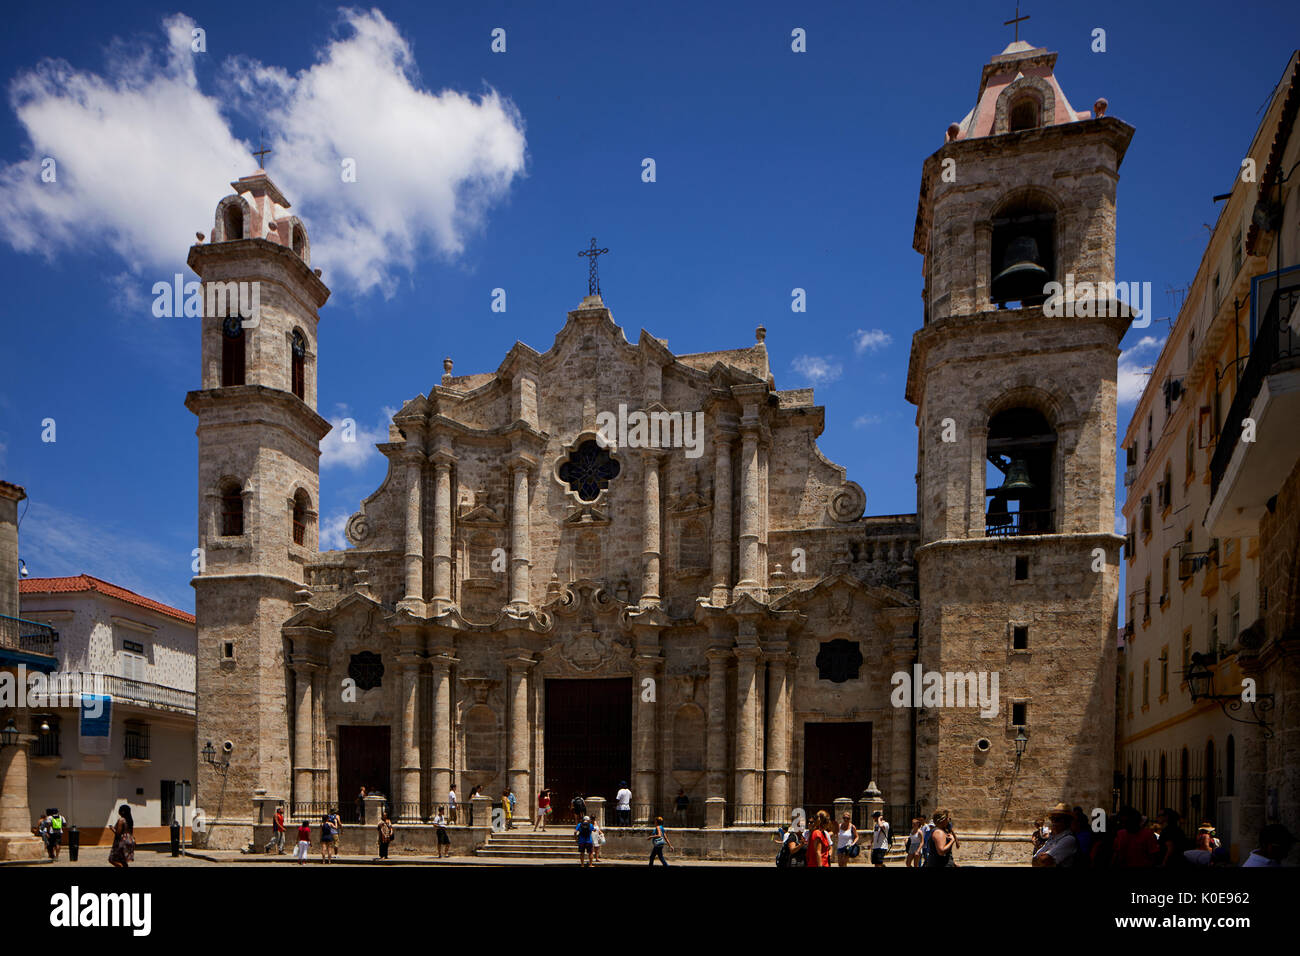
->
[985, 406, 1057, 536]
[990, 195, 1056, 309]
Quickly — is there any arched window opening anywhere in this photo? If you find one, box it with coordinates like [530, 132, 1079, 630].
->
[291, 329, 307, 400]
[221, 203, 243, 241]
[222, 316, 245, 387]
[292, 490, 311, 546]
[1009, 95, 1041, 132]
[292, 226, 306, 260]
[986, 406, 1056, 536]
[220, 481, 244, 537]
[991, 199, 1055, 309]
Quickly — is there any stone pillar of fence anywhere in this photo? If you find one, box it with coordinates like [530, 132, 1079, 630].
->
[857, 781, 885, 828]
[705, 796, 727, 829]
[586, 796, 605, 828]
[364, 794, 387, 827]
[471, 794, 492, 829]
[833, 797, 854, 825]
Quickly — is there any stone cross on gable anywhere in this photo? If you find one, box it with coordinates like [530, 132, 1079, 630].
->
[1003, 3, 1029, 42]
[578, 237, 609, 296]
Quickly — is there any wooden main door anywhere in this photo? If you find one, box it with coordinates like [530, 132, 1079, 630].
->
[803, 721, 872, 807]
[544, 678, 632, 818]
[338, 725, 390, 820]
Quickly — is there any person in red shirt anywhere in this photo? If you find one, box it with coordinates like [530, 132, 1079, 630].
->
[295, 821, 311, 864]
[806, 811, 832, 867]
[265, 805, 286, 855]
[1111, 808, 1160, 867]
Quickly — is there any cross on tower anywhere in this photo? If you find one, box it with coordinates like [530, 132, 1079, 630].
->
[253, 129, 272, 169]
[578, 237, 609, 296]
[1003, 3, 1030, 42]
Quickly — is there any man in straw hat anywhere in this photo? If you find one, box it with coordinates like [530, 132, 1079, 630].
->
[1031, 803, 1078, 867]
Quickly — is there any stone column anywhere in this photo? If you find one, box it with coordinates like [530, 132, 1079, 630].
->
[401, 453, 424, 609]
[508, 459, 532, 610]
[764, 651, 794, 823]
[312, 668, 327, 803]
[705, 648, 730, 819]
[710, 430, 734, 606]
[428, 653, 456, 817]
[506, 654, 535, 822]
[736, 425, 761, 594]
[291, 661, 316, 809]
[430, 454, 454, 613]
[633, 652, 662, 822]
[733, 646, 762, 823]
[640, 452, 663, 608]
[0, 731, 44, 861]
[397, 654, 421, 821]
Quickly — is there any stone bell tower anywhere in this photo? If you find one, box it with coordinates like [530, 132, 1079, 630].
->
[905, 39, 1134, 855]
[185, 170, 331, 848]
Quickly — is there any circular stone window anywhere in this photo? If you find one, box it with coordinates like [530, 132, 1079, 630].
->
[348, 651, 384, 691]
[975, 737, 992, 753]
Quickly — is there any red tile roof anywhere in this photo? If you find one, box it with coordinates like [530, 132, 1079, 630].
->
[19, 575, 196, 625]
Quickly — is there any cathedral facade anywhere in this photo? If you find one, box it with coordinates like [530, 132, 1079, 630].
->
[189, 40, 1131, 858]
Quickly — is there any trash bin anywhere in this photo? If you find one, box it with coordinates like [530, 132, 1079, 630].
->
[170, 820, 181, 857]
[68, 826, 79, 863]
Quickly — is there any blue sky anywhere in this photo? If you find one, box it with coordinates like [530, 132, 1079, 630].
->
[2, 0, 1297, 613]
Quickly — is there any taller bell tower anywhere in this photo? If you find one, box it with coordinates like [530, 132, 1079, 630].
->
[906, 40, 1134, 854]
[185, 170, 331, 848]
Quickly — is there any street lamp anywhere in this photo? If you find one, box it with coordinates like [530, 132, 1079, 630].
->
[1186, 651, 1275, 737]
[0, 718, 19, 748]
[201, 740, 216, 765]
[1014, 727, 1028, 759]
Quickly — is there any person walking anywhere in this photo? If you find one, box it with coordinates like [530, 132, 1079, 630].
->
[870, 811, 891, 866]
[266, 804, 286, 855]
[433, 806, 451, 858]
[35, 811, 52, 859]
[648, 816, 673, 866]
[905, 817, 924, 867]
[320, 809, 339, 863]
[447, 784, 458, 824]
[377, 811, 394, 860]
[295, 820, 311, 863]
[834, 811, 860, 866]
[923, 810, 956, 867]
[534, 788, 552, 831]
[615, 781, 632, 827]
[575, 815, 596, 866]
[108, 805, 135, 868]
[775, 822, 803, 867]
[806, 811, 832, 868]
[48, 809, 66, 860]
[591, 816, 605, 864]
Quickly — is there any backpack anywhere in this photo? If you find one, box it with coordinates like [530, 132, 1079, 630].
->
[578, 821, 592, 839]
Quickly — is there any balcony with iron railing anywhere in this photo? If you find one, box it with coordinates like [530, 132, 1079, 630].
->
[984, 509, 1055, 538]
[57, 671, 196, 714]
[0, 614, 58, 669]
[1207, 282, 1300, 536]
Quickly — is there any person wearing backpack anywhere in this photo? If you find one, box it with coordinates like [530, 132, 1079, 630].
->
[575, 814, 596, 866]
[924, 810, 957, 867]
[571, 792, 587, 825]
[48, 809, 66, 860]
[871, 810, 891, 866]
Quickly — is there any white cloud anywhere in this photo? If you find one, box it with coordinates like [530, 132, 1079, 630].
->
[18, 500, 191, 611]
[790, 355, 842, 386]
[853, 414, 883, 428]
[318, 510, 351, 551]
[853, 329, 892, 353]
[1117, 335, 1165, 406]
[0, 9, 527, 297]
[319, 404, 394, 470]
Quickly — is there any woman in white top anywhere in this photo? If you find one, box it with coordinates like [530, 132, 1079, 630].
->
[834, 812, 860, 867]
[433, 807, 451, 859]
[590, 818, 605, 863]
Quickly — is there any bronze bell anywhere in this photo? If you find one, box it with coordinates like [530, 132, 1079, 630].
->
[992, 234, 1050, 304]
[986, 493, 1012, 527]
[998, 458, 1035, 499]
